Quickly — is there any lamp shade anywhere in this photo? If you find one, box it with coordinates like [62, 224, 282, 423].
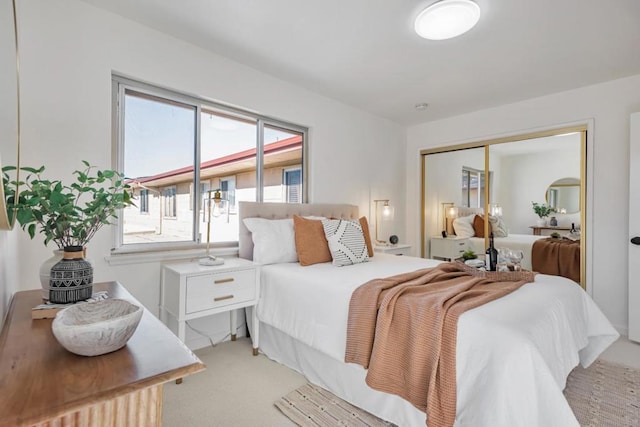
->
[382, 203, 395, 220]
[415, 0, 480, 40]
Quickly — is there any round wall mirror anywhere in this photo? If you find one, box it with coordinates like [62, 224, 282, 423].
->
[0, 0, 20, 230]
[546, 177, 580, 214]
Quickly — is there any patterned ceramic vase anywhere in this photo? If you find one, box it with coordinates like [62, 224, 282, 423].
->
[49, 246, 93, 304]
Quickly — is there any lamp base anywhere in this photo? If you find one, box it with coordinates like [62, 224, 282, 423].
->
[198, 256, 224, 266]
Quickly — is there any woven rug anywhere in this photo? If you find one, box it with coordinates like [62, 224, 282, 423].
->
[564, 359, 640, 426]
[275, 360, 640, 427]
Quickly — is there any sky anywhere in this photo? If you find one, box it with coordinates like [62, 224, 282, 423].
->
[124, 93, 297, 179]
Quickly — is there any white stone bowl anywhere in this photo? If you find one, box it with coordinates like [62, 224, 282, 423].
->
[52, 299, 143, 357]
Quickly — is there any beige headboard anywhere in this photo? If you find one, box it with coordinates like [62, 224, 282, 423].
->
[238, 201, 359, 260]
[456, 206, 484, 218]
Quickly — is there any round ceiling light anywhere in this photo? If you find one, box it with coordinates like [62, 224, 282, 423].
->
[414, 0, 481, 41]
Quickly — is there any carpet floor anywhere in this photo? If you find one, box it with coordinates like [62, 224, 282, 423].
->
[276, 359, 640, 427]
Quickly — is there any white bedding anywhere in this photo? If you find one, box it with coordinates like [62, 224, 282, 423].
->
[468, 234, 547, 270]
[257, 254, 619, 427]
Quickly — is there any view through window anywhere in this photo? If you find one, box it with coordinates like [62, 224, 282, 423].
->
[115, 79, 306, 249]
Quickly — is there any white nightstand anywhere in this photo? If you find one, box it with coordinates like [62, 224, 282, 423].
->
[160, 258, 260, 356]
[374, 244, 412, 256]
[430, 236, 469, 261]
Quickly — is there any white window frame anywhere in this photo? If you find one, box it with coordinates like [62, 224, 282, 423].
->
[111, 75, 308, 254]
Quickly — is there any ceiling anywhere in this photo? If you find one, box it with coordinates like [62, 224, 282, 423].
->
[79, 0, 640, 125]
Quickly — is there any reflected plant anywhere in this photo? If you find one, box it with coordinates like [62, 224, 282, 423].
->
[2, 161, 134, 248]
[531, 202, 556, 219]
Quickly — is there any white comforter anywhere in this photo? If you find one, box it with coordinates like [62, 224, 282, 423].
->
[257, 254, 619, 426]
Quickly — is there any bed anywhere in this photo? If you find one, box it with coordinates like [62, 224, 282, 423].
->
[239, 201, 618, 427]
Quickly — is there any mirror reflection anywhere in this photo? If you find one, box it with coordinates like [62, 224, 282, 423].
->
[422, 131, 585, 286]
[546, 177, 580, 214]
[0, 0, 19, 229]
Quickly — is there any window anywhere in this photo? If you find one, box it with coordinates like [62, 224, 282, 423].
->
[114, 76, 307, 250]
[220, 177, 236, 213]
[139, 189, 149, 214]
[163, 186, 177, 218]
[283, 168, 302, 203]
[461, 167, 491, 208]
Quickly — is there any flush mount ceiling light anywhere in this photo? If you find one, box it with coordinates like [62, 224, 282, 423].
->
[414, 0, 481, 40]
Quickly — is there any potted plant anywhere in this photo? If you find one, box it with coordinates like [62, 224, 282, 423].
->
[462, 249, 477, 261]
[3, 161, 134, 302]
[531, 202, 556, 227]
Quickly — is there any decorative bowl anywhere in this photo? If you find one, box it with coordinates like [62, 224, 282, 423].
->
[52, 299, 143, 357]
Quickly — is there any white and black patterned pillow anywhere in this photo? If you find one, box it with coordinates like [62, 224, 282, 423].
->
[321, 219, 369, 266]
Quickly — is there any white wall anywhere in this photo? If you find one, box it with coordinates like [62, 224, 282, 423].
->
[496, 146, 580, 234]
[0, 228, 18, 328]
[10, 0, 405, 348]
[407, 74, 640, 334]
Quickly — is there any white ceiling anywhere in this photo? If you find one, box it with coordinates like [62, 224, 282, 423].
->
[79, 0, 640, 125]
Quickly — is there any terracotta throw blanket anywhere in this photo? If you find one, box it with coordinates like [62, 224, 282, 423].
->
[532, 238, 580, 283]
[345, 262, 533, 427]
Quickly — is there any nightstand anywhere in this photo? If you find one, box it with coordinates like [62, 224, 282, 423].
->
[430, 236, 469, 261]
[160, 258, 260, 356]
[374, 244, 412, 256]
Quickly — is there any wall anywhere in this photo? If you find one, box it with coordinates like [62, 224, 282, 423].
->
[407, 74, 640, 334]
[11, 0, 405, 348]
[0, 228, 18, 329]
[496, 146, 580, 234]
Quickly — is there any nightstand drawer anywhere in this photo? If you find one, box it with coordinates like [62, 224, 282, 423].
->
[186, 270, 256, 314]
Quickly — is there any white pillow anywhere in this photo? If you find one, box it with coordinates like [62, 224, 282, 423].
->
[321, 219, 369, 267]
[242, 217, 298, 265]
[489, 215, 508, 237]
[452, 214, 476, 238]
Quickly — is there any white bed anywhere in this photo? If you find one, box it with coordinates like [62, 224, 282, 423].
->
[239, 202, 618, 427]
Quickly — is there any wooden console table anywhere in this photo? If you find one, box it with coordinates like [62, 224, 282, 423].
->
[0, 281, 205, 427]
[529, 225, 571, 235]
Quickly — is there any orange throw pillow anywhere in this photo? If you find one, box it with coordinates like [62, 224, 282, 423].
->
[472, 214, 484, 238]
[359, 216, 374, 258]
[293, 215, 332, 266]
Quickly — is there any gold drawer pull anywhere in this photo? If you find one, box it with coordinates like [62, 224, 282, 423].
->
[214, 295, 234, 302]
[214, 278, 234, 284]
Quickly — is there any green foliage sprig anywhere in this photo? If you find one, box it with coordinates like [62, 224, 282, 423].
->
[531, 201, 556, 219]
[2, 161, 134, 248]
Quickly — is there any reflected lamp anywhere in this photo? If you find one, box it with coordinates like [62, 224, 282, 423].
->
[373, 199, 395, 244]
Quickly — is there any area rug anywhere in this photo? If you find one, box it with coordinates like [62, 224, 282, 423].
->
[275, 359, 640, 427]
[564, 359, 640, 427]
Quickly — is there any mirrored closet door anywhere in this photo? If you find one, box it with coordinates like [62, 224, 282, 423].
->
[421, 127, 587, 288]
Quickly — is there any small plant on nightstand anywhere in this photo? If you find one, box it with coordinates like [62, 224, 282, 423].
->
[462, 249, 477, 261]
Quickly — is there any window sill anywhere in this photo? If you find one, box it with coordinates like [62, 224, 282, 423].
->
[105, 245, 239, 266]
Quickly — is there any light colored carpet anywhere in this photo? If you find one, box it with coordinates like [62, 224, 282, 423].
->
[163, 338, 306, 427]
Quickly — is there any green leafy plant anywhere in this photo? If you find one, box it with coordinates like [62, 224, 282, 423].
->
[2, 161, 134, 248]
[462, 249, 477, 260]
[531, 202, 556, 219]
[550, 232, 561, 238]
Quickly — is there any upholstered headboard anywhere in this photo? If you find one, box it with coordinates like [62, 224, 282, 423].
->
[238, 201, 359, 260]
[456, 206, 484, 218]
